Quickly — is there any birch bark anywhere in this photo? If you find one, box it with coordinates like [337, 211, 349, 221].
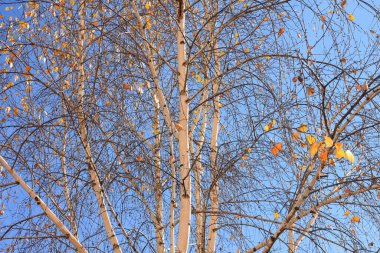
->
[0, 156, 87, 253]
[176, 1, 191, 252]
[75, 1, 121, 252]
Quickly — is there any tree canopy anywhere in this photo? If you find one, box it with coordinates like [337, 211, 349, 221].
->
[0, 0, 380, 252]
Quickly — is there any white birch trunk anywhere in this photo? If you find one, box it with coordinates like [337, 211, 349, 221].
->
[0, 156, 88, 253]
[76, 2, 121, 252]
[59, 118, 78, 238]
[169, 136, 176, 253]
[153, 105, 165, 253]
[176, 1, 191, 252]
[206, 38, 221, 253]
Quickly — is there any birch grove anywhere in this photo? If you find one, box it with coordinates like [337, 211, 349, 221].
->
[1, 0, 380, 252]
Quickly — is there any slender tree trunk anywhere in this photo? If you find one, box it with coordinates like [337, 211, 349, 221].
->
[59, 114, 78, 238]
[169, 136, 176, 253]
[206, 37, 221, 253]
[288, 227, 295, 253]
[176, 1, 191, 252]
[153, 104, 165, 253]
[191, 81, 208, 253]
[0, 156, 88, 253]
[75, 2, 121, 252]
[294, 210, 319, 251]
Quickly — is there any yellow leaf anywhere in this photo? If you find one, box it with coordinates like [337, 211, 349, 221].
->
[306, 135, 316, 145]
[351, 215, 360, 223]
[334, 142, 346, 159]
[335, 148, 346, 159]
[344, 210, 350, 216]
[348, 13, 355, 22]
[264, 120, 276, 132]
[298, 123, 307, 133]
[345, 150, 355, 163]
[324, 136, 333, 148]
[274, 212, 279, 220]
[145, 1, 151, 9]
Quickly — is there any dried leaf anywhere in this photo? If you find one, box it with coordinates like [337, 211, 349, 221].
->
[351, 215, 360, 223]
[271, 142, 283, 157]
[292, 131, 299, 141]
[298, 123, 307, 133]
[169, 155, 174, 164]
[123, 83, 132, 90]
[307, 87, 315, 96]
[310, 142, 321, 157]
[306, 135, 316, 145]
[348, 13, 355, 22]
[319, 149, 328, 163]
[278, 27, 285, 37]
[324, 136, 333, 148]
[345, 150, 355, 163]
[175, 123, 184, 131]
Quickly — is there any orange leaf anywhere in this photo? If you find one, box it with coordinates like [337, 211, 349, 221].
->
[319, 149, 328, 163]
[123, 83, 132, 90]
[271, 142, 283, 157]
[278, 27, 285, 37]
[351, 215, 360, 223]
[292, 131, 299, 141]
[298, 123, 307, 133]
[136, 156, 143, 162]
[169, 155, 174, 164]
[175, 123, 184, 131]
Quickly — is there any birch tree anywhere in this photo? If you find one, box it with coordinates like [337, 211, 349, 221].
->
[1, 0, 380, 252]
